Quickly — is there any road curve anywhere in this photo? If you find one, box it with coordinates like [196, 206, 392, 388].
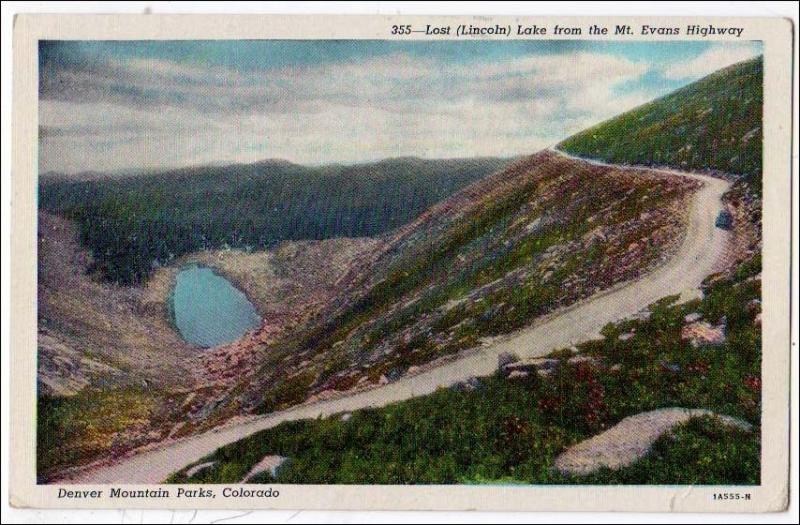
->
[64, 150, 732, 484]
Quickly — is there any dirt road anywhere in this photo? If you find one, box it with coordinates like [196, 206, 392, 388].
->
[64, 151, 731, 483]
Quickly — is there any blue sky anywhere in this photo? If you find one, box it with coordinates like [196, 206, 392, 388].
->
[39, 40, 761, 173]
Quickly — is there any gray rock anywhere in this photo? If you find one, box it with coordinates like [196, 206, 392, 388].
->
[554, 408, 752, 476]
[660, 361, 681, 373]
[681, 321, 726, 348]
[185, 461, 216, 479]
[385, 368, 402, 382]
[505, 357, 559, 373]
[568, 355, 601, 366]
[242, 455, 289, 482]
[451, 377, 482, 392]
[684, 312, 702, 323]
[497, 351, 520, 369]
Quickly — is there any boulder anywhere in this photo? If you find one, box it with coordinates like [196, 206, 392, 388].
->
[681, 321, 726, 347]
[306, 389, 338, 404]
[504, 357, 559, 374]
[554, 408, 752, 476]
[568, 355, 601, 366]
[629, 309, 652, 322]
[185, 461, 216, 479]
[451, 377, 482, 392]
[660, 361, 681, 373]
[385, 368, 403, 382]
[683, 312, 702, 323]
[242, 455, 289, 482]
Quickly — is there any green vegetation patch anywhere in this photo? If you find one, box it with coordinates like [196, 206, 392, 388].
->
[559, 57, 762, 191]
[170, 257, 761, 485]
[37, 386, 187, 481]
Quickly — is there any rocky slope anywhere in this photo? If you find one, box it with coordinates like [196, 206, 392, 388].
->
[206, 149, 700, 421]
[37, 211, 199, 396]
[184, 238, 384, 388]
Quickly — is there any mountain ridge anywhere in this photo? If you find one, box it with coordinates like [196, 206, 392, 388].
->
[40, 155, 517, 183]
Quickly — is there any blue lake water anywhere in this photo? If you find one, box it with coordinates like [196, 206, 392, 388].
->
[172, 265, 261, 347]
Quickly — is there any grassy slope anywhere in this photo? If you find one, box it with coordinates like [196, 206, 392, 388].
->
[210, 151, 696, 420]
[170, 258, 761, 484]
[558, 57, 762, 190]
[38, 386, 188, 482]
[40, 157, 509, 284]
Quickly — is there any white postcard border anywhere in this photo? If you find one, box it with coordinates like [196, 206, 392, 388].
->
[9, 13, 794, 512]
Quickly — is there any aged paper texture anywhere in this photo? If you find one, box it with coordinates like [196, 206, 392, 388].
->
[9, 14, 794, 511]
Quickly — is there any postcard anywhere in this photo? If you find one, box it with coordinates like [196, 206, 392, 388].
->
[8, 13, 794, 512]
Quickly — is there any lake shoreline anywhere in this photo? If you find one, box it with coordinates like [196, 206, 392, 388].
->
[171, 263, 261, 348]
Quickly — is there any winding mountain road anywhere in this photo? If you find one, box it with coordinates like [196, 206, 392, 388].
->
[64, 150, 732, 484]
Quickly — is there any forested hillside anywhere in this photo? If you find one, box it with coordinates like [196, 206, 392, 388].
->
[40, 157, 509, 284]
[559, 57, 762, 189]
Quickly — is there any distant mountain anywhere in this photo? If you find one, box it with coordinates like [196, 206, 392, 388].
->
[558, 57, 762, 190]
[39, 156, 512, 284]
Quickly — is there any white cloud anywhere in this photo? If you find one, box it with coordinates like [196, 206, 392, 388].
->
[40, 50, 654, 173]
[662, 43, 760, 80]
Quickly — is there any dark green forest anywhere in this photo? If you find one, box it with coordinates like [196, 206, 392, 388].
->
[39, 157, 509, 284]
